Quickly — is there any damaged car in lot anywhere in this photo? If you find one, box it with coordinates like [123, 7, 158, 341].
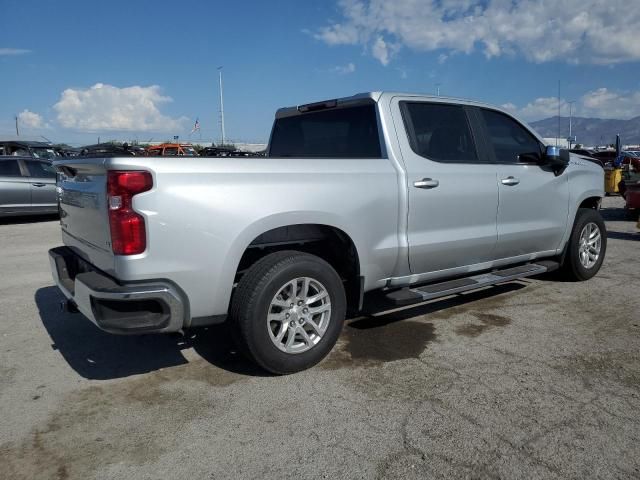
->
[0, 140, 60, 159]
[49, 92, 606, 373]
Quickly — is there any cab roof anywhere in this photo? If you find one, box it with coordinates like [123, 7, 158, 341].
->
[275, 91, 517, 120]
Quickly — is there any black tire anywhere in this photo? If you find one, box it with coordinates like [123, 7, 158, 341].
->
[560, 208, 607, 281]
[230, 251, 346, 374]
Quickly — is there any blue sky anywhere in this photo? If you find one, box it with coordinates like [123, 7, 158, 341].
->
[1, 0, 639, 145]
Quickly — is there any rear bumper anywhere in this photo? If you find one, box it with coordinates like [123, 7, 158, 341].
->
[49, 246, 186, 334]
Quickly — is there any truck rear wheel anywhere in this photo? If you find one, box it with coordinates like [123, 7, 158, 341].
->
[230, 251, 346, 374]
[560, 208, 607, 281]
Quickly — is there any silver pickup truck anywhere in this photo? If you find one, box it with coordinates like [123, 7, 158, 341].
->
[49, 92, 606, 373]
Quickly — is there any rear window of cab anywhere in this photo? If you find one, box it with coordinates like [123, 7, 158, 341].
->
[269, 104, 383, 158]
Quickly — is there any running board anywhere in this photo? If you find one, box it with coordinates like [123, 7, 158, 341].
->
[385, 262, 556, 306]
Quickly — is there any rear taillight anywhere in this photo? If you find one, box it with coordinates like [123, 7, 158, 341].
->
[107, 170, 153, 255]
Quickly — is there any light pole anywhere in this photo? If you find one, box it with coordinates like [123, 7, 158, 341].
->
[557, 80, 561, 147]
[567, 100, 575, 148]
[218, 66, 226, 146]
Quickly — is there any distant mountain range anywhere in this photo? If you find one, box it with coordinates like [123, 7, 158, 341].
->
[529, 116, 640, 147]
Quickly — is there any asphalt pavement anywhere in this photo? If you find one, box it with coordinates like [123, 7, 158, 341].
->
[0, 196, 638, 479]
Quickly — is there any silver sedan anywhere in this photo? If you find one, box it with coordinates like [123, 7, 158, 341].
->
[0, 156, 58, 217]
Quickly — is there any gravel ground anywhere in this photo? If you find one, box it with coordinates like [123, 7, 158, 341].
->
[0, 196, 638, 480]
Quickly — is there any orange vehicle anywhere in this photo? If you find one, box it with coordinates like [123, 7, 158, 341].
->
[145, 143, 197, 156]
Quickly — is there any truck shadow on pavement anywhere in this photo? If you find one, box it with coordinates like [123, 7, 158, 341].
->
[607, 230, 639, 241]
[599, 204, 627, 221]
[36, 282, 527, 380]
[0, 214, 58, 225]
[35, 286, 265, 380]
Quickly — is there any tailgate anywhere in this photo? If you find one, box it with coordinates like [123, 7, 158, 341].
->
[55, 158, 115, 273]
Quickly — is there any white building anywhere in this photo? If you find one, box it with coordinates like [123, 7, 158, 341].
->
[543, 137, 570, 148]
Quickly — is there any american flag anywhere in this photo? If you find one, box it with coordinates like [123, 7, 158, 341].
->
[191, 118, 200, 133]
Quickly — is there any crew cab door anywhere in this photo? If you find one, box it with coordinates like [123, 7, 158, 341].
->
[477, 108, 569, 258]
[391, 98, 499, 274]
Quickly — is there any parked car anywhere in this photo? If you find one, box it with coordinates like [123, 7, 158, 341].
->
[78, 143, 139, 157]
[0, 156, 58, 217]
[0, 140, 61, 160]
[593, 150, 617, 165]
[199, 146, 237, 157]
[593, 150, 636, 168]
[50, 92, 606, 373]
[569, 148, 596, 157]
[623, 182, 640, 217]
[620, 155, 640, 216]
[145, 143, 197, 156]
[54, 145, 81, 157]
[127, 145, 147, 156]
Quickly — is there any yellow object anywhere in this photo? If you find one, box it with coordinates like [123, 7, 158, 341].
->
[604, 168, 622, 194]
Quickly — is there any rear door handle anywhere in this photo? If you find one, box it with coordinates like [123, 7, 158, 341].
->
[501, 176, 520, 186]
[414, 178, 439, 189]
[32, 183, 47, 187]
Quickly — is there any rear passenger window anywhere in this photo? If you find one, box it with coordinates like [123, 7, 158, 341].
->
[481, 109, 542, 163]
[0, 160, 22, 177]
[25, 160, 56, 178]
[401, 102, 478, 163]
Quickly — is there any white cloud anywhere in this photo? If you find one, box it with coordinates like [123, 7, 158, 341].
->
[0, 48, 31, 56]
[53, 83, 186, 132]
[579, 88, 640, 119]
[316, 23, 361, 45]
[503, 97, 568, 121]
[371, 36, 390, 65]
[316, 0, 640, 65]
[505, 88, 640, 121]
[17, 109, 46, 128]
[330, 62, 356, 74]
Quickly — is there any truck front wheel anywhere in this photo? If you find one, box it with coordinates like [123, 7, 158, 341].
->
[560, 207, 607, 281]
[230, 251, 346, 374]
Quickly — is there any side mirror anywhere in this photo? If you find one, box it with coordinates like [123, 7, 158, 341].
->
[543, 145, 569, 171]
[517, 151, 542, 163]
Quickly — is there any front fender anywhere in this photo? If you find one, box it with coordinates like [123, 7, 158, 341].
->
[558, 163, 605, 252]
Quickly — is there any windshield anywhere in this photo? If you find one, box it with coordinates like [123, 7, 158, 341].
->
[180, 147, 197, 156]
[31, 147, 59, 159]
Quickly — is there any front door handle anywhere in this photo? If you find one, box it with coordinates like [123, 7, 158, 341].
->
[414, 178, 439, 189]
[32, 183, 47, 187]
[501, 176, 520, 186]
